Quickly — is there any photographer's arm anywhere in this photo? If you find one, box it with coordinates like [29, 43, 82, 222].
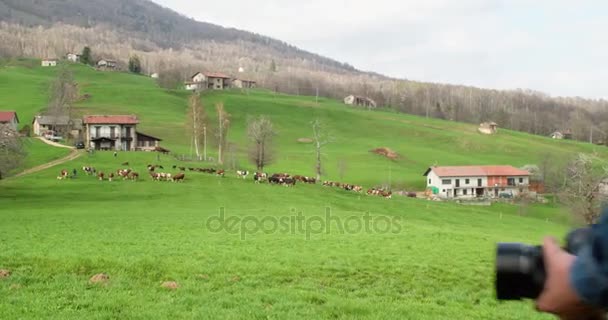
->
[537, 214, 608, 319]
[571, 214, 608, 309]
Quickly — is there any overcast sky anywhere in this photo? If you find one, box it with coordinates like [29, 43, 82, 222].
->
[152, 0, 607, 99]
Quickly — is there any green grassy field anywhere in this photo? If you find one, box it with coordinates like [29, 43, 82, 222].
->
[0, 60, 597, 319]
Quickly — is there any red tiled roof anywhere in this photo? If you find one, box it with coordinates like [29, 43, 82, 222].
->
[425, 166, 530, 177]
[0, 111, 18, 123]
[83, 115, 139, 125]
[204, 72, 231, 79]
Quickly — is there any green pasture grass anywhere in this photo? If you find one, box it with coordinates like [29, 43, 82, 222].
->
[0, 151, 568, 319]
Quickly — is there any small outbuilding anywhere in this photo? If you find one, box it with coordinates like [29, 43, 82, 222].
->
[41, 59, 58, 67]
[478, 122, 498, 135]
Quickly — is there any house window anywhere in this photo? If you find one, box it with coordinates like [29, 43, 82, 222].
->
[428, 179, 431, 184]
[442, 189, 446, 193]
[110, 126, 116, 138]
[478, 179, 482, 187]
[442, 179, 451, 185]
[95, 126, 101, 138]
[463, 189, 468, 195]
[465, 179, 470, 184]
[519, 178, 524, 183]
[507, 178, 516, 186]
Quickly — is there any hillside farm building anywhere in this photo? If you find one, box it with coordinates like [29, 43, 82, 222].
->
[41, 59, 58, 67]
[0, 111, 19, 131]
[83, 115, 162, 151]
[97, 59, 118, 70]
[233, 79, 257, 89]
[344, 95, 377, 109]
[188, 72, 232, 90]
[478, 122, 498, 135]
[32, 115, 83, 139]
[424, 166, 530, 199]
[66, 53, 81, 62]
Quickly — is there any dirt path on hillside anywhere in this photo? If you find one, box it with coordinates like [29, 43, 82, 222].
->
[12, 138, 83, 178]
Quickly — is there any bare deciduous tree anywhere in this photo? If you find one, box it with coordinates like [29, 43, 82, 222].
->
[558, 153, 608, 224]
[186, 93, 207, 160]
[0, 124, 25, 179]
[311, 119, 333, 181]
[247, 115, 276, 171]
[216, 103, 230, 165]
[47, 65, 78, 139]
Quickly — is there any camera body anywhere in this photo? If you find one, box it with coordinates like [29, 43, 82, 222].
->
[495, 228, 591, 300]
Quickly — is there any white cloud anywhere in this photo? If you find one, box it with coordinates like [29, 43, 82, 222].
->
[152, 0, 608, 98]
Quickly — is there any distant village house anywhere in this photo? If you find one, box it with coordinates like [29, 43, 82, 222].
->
[188, 72, 232, 90]
[344, 95, 377, 109]
[150, 73, 159, 79]
[551, 130, 572, 140]
[0, 111, 19, 131]
[83, 115, 161, 151]
[478, 122, 498, 135]
[41, 59, 58, 67]
[232, 79, 257, 89]
[97, 59, 118, 70]
[66, 53, 81, 62]
[32, 115, 83, 139]
[424, 165, 530, 199]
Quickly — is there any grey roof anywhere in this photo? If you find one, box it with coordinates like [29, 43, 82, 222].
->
[34, 116, 83, 129]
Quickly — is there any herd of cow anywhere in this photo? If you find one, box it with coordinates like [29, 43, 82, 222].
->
[57, 163, 394, 199]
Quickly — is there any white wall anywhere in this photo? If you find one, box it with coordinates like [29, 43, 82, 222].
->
[192, 73, 206, 83]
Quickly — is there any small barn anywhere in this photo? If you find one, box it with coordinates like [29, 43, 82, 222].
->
[233, 79, 257, 89]
[344, 95, 377, 109]
[478, 122, 498, 135]
[136, 132, 162, 151]
[41, 59, 58, 67]
[66, 53, 81, 62]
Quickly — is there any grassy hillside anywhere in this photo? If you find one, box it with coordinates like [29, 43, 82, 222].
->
[1, 59, 605, 189]
[0, 60, 598, 319]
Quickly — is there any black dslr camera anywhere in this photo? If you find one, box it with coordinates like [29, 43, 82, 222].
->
[495, 228, 591, 300]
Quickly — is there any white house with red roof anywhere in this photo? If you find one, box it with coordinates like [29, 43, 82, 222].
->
[188, 72, 232, 90]
[0, 111, 19, 131]
[424, 165, 531, 199]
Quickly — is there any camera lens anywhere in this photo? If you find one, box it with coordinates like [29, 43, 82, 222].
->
[495, 243, 546, 300]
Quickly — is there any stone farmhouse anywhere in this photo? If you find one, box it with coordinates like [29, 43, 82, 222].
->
[66, 53, 81, 62]
[32, 115, 83, 139]
[83, 115, 161, 151]
[424, 165, 531, 199]
[186, 72, 232, 91]
[97, 59, 118, 70]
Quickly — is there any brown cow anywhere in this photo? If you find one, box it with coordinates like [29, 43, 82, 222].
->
[172, 173, 185, 182]
[128, 172, 139, 181]
[217, 170, 225, 177]
[108, 173, 115, 182]
[97, 172, 105, 181]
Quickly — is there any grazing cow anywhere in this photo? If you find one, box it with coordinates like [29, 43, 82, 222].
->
[82, 166, 95, 175]
[254, 172, 268, 183]
[217, 170, 225, 177]
[128, 172, 139, 181]
[237, 170, 250, 179]
[117, 169, 131, 180]
[108, 173, 115, 182]
[97, 172, 105, 181]
[283, 177, 296, 187]
[407, 192, 417, 198]
[268, 176, 282, 184]
[58, 169, 69, 180]
[382, 191, 393, 199]
[353, 186, 364, 193]
[189, 168, 196, 172]
[172, 173, 185, 182]
[150, 172, 160, 181]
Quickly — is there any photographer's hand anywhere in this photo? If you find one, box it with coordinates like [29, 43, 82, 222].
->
[536, 237, 604, 320]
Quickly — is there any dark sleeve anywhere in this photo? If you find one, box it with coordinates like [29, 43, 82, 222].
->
[570, 213, 608, 308]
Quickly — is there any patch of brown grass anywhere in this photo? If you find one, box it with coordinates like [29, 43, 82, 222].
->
[161, 281, 180, 290]
[0, 269, 11, 279]
[89, 273, 110, 284]
[297, 138, 313, 144]
[370, 147, 399, 160]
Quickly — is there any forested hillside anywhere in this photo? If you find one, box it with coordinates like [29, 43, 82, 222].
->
[0, 0, 607, 144]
